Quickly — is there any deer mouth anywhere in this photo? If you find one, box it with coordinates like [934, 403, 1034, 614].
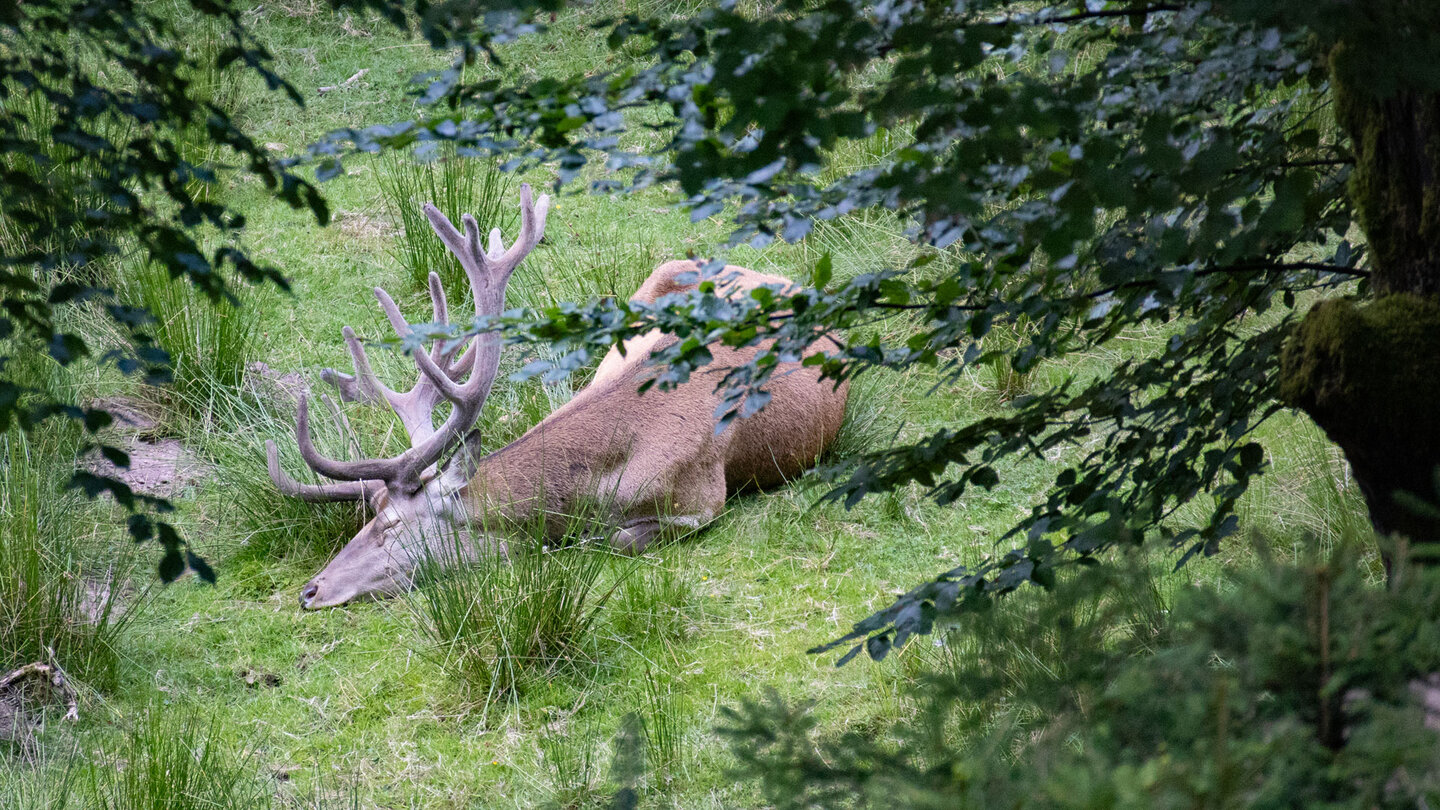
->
[298, 579, 362, 610]
[298, 581, 342, 610]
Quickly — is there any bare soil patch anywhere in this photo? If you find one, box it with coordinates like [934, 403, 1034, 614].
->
[81, 397, 210, 499]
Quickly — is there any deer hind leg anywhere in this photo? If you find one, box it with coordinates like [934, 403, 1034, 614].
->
[608, 460, 725, 554]
[608, 514, 709, 554]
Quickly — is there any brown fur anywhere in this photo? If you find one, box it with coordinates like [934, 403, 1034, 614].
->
[463, 261, 849, 550]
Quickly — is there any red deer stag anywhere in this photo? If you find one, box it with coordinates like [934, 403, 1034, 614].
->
[266, 185, 848, 609]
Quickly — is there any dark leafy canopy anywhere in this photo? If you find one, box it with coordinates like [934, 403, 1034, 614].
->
[0, 0, 328, 579]
[313, 0, 1385, 661]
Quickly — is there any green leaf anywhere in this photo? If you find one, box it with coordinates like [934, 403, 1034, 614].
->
[812, 253, 833, 289]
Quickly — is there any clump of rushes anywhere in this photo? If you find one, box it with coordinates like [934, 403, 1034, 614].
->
[413, 520, 617, 705]
[90, 704, 272, 810]
[981, 315, 1038, 403]
[0, 746, 82, 807]
[377, 147, 515, 300]
[0, 423, 130, 692]
[638, 667, 687, 782]
[539, 715, 605, 808]
[118, 261, 266, 427]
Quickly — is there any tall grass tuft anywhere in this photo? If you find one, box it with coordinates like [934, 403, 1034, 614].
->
[0, 746, 82, 809]
[90, 705, 272, 810]
[539, 718, 605, 809]
[378, 149, 515, 300]
[119, 261, 266, 425]
[611, 557, 693, 646]
[638, 668, 686, 781]
[980, 315, 1038, 402]
[824, 370, 903, 462]
[0, 428, 129, 691]
[414, 527, 617, 704]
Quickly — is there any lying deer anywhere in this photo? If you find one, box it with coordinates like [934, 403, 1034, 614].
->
[266, 185, 848, 609]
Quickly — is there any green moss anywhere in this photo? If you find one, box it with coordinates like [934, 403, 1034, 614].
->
[1331, 43, 1440, 294]
[1281, 294, 1440, 437]
[1280, 293, 1440, 540]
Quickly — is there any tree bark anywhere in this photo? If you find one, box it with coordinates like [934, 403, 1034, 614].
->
[1279, 43, 1440, 551]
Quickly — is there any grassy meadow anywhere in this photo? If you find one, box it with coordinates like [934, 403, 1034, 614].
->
[0, 2, 1376, 808]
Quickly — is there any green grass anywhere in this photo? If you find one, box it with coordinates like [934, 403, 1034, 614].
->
[0, 2, 1380, 808]
[118, 260, 268, 428]
[611, 555, 695, 646]
[173, 10, 246, 203]
[377, 147, 516, 301]
[89, 704, 274, 810]
[0, 748, 82, 809]
[413, 527, 619, 707]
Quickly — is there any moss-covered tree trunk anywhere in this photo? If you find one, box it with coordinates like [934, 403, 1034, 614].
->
[1279, 40, 1440, 552]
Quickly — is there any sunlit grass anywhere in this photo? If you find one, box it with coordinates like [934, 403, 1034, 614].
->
[377, 147, 516, 302]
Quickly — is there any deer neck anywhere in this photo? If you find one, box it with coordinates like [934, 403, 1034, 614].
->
[454, 396, 638, 529]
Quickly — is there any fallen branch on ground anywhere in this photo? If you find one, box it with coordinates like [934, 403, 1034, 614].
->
[0, 660, 79, 722]
[318, 68, 369, 94]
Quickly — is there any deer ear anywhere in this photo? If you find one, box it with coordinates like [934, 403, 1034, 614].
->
[439, 429, 484, 488]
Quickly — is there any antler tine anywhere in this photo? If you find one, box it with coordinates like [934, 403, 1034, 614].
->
[461, 213, 486, 273]
[266, 440, 382, 504]
[413, 346, 471, 402]
[495, 183, 551, 283]
[374, 282, 452, 370]
[427, 272, 467, 368]
[319, 368, 367, 403]
[425, 203, 494, 317]
[374, 287, 411, 339]
[319, 325, 390, 404]
[294, 393, 405, 482]
[429, 272, 449, 324]
[422, 203, 481, 276]
[344, 326, 394, 399]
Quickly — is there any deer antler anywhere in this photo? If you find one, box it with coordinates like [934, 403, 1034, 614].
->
[267, 184, 550, 498]
[264, 439, 385, 504]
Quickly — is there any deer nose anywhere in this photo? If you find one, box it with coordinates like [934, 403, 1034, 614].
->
[299, 581, 320, 609]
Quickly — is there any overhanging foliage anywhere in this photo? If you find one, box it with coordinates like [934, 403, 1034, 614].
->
[0, 0, 329, 578]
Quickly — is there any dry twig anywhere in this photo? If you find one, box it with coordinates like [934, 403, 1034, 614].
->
[318, 68, 369, 94]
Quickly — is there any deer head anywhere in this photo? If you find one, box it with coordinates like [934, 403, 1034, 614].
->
[266, 185, 550, 609]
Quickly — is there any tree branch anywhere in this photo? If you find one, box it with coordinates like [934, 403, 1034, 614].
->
[1031, 4, 1183, 26]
